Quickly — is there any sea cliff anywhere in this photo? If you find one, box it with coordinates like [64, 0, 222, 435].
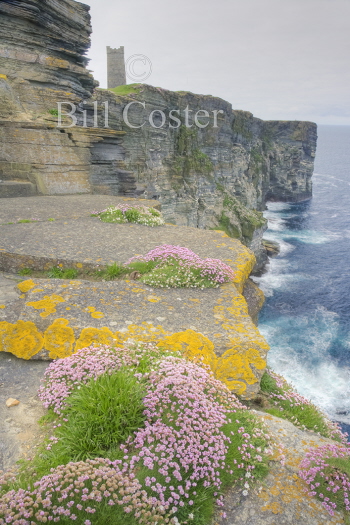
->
[0, 0, 317, 263]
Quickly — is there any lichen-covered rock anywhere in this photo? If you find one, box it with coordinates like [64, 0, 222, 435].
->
[0, 226, 269, 399]
[214, 413, 345, 525]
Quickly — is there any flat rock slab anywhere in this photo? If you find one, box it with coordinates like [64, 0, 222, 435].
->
[0, 218, 252, 287]
[214, 413, 345, 525]
[0, 275, 268, 398]
[0, 350, 48, 471]
[0, 194, 160, 223]
[0, 195, 269, 399]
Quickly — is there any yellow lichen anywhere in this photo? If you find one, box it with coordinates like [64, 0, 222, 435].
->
[0, 305, 5, 309]
[261, 501, 283, 514]
[27, 294, 65, 318]
[17, 279, 36, 293]
[44, 319, 75, 359]
[216, 345, 266, 390]
[75, 327, 116, 352]
[0, 320, 43, 359]
[45, 56, 70, 69]
[159, 330, 218, 371]
[147, 295, 161, 303]
[114, 323, 169, 345]
[91, 311, 104, 319]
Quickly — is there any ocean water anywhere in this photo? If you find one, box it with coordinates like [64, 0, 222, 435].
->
[253, 125, 350, 434]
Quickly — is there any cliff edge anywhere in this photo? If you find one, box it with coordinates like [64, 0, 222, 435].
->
[0, 0, 317, 264]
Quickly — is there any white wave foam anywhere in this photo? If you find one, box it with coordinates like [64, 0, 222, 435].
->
[260, 307, 350, 424]
[253, 254, 307, 296]
[266, 218, 285, 232]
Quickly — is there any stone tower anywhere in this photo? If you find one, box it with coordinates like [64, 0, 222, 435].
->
[107, 46, 126, 88]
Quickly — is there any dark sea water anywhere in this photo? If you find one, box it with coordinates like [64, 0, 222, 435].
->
[253, 125, 350, 434]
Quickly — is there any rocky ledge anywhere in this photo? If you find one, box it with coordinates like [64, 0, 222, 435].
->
[0, 0, 317, 269]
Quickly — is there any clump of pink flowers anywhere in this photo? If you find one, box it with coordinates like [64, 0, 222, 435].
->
[299, 442, 350, 517]
[126, 245, 235, 288]
[92, 204, 165, 227]
[0, 343, 272, 524]
[124, 356, 245, 515]
[37, 342, 166, 414]
[0, 458, 169, 524]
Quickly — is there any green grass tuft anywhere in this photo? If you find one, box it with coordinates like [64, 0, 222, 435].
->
[126, 260, 158, 275]
[18, 268, 32, 276]
[52, 369, 147, 461]
[95, 262, 129, 280]
[47, 267, 78, 279]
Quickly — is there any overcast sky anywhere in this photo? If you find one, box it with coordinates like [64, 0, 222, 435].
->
[83, 0, 350, 126]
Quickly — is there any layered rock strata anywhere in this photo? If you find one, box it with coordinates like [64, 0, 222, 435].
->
[0, 0, 317, 257]
[0, 0, 96, 110]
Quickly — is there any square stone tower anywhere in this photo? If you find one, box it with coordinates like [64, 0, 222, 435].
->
[107, 46, 126, 88]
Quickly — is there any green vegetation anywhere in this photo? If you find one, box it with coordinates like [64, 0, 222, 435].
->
[126, 259, 158, 275]
[299, 443, 350, 523]
[46, 370, 146, 464]
[108, 83, 141, 97]
[215, 186, 266, 242]
[0, 344, 271, 525]
[220, 410, 270, 487]
[232, 111, 253, 139]
[260, 370, 346, 441]
[48, 108, 59, 116]
[47, 266, 78, 279]
[261, 128, 274, 153]
[93, 204, 165, 227]
[94, 262, 129, 280]
[1, 218, 58, 226]
[249, 146, 269, 178]
[217, 211, 240, 239]
[172, 125, 213, 181]
[314, 456, 350, 523]
[18, 261, 143, 283]
[18, 267, 32, 276]
[18, 245, 233, 289]
[291, 121, 311, 142]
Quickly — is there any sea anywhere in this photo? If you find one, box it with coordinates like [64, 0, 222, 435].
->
[253, 125, 350, 436]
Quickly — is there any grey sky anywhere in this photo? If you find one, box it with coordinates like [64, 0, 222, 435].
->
[84, 0, 350, 125]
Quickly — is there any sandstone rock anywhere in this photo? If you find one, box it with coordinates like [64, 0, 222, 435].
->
[263, 239, 281, 257]
[0, 1, 317, 265]
[0, 0, 97, 110]
[5, 398, 20, 408]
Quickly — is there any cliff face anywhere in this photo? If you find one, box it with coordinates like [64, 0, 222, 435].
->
[0, 0, 317, 258]
[0, 0, 96, 113]
[82, 85, 316, 262]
